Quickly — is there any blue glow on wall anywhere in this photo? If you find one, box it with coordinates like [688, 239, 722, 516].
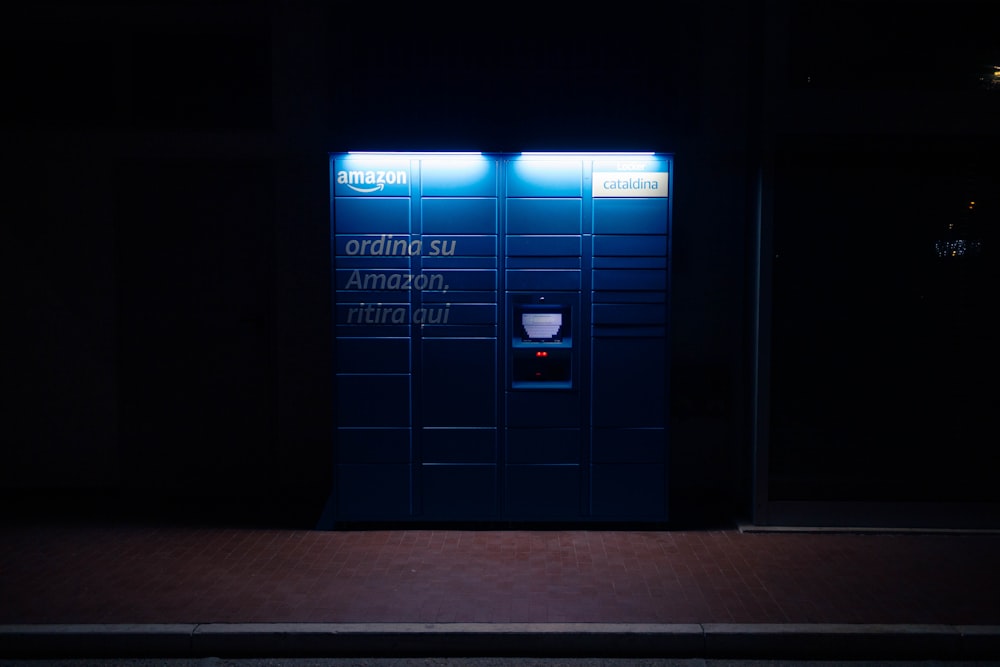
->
[326, 152, 672, 525]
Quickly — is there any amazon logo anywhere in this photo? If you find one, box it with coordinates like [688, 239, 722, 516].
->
[335, 168, 408, 193]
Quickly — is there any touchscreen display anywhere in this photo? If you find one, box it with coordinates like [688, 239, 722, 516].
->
[521, 312, 563, 341]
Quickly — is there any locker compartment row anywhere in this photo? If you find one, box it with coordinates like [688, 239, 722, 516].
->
[591, 338, 667, 425]
[334, 268, 498, 291]
[503, 428, 667, 464]
[503, 464, 667, 521]
[335, 303, 497, 328]
[336, 339, 498, 427]
[334, 234, 498, 258]
[332, 198, 666, 236]
[331, 291, 497, 308]
[336, 373, 495, 427]
[335, 324, 664, 355]
[511, 267, 668, 291]
[332, 234, 666, 259]
[505, 199, 668, 235]
[334, 463, 666, 522]
[333, 256, 501, 269]
[333, 268, 665, 292]
[332, 299, 667, 341]
[331, 259, 665, 274]
[336, 344, 664, 428]
[333, 198, 498, 235]
[592, 304, 666, 325]
[335, 326, 499, 339]
[505, 356, 664, 428]
[335, 427, 665, 465]
[504, 380, 666, 428]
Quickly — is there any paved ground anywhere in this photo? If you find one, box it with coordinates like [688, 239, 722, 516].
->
[2, 509, 999, 660]
[4, 520, 999, 625]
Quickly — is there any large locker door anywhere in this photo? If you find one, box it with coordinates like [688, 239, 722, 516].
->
[332, 173, 414, 521]
[416, 158, 500, 520]
[590, 178, 670, 520]
[503, 156, 586, 521]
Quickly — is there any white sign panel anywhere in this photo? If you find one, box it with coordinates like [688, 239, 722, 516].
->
[592, 171, 669, 198]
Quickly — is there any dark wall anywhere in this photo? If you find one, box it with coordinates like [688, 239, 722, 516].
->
[3, 3, 331, 524]
[769, 136, 1000, 503]
[758, 0, 1000, 524]
[2, 1, 760, 526]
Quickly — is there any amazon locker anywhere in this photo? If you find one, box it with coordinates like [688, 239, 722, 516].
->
[326, 152, 672, 524]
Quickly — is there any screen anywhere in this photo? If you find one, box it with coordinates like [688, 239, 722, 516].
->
[522, 312, 563, 341]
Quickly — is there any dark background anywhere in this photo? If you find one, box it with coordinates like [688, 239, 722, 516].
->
[3, 1, 998, 528]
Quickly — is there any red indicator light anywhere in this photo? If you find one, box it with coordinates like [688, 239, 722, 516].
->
[535, 351, 548, 357]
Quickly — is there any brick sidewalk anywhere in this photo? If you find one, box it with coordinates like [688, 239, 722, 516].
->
[3, 521, 999, 626]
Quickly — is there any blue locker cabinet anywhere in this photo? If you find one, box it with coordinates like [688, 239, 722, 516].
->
[327, 153, 671, 525]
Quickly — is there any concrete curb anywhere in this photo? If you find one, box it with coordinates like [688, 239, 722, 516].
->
[1, 623, 999, 659]
[703, 623, 968, 659]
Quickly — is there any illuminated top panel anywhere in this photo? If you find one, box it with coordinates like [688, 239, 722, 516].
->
[331, 152, 671, 199]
